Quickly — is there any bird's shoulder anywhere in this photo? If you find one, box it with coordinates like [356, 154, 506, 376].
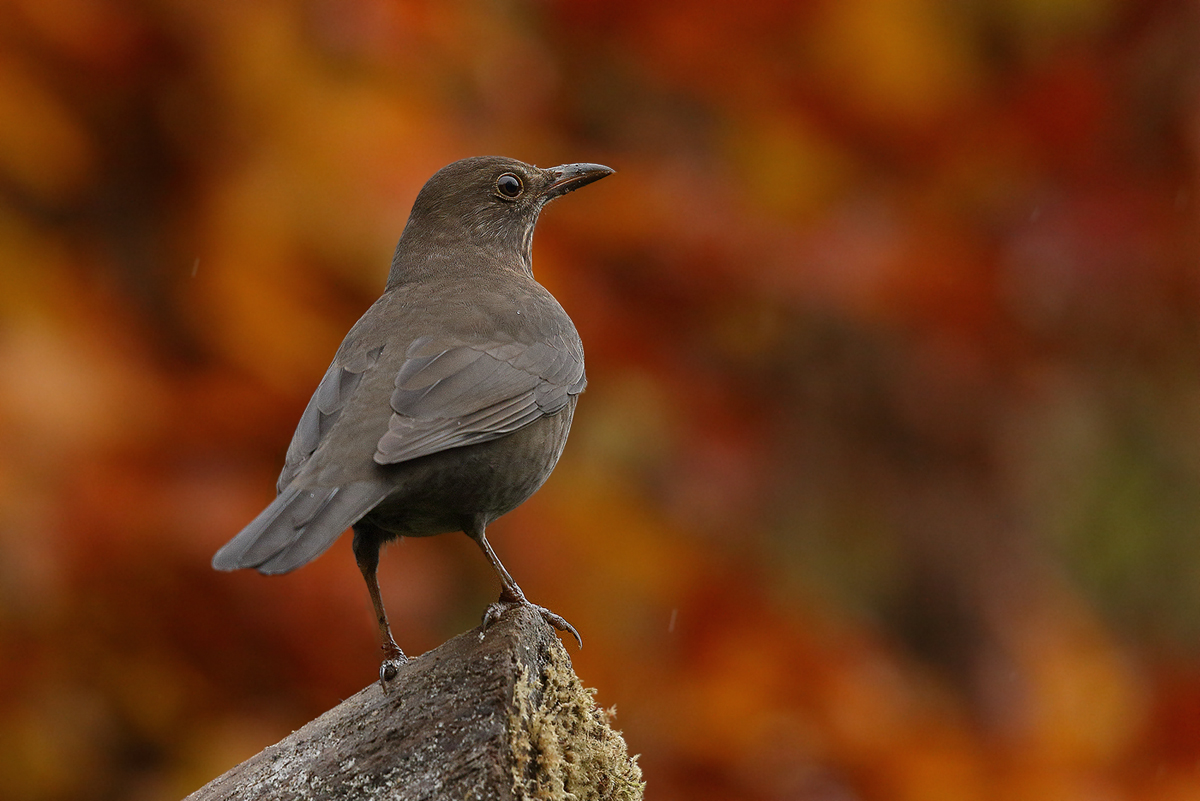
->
[339, 273, 580, 360]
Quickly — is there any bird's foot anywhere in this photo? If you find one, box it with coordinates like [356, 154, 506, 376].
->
[481, 595, 583, 649]
[379, 642, 409, 685]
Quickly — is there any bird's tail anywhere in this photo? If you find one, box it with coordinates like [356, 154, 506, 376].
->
[212, 481, 391, 575]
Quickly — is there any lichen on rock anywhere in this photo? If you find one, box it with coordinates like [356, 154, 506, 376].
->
[508, 640, 644, 801]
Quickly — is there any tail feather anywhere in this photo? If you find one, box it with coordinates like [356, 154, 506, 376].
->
[213, 481, 390, 575]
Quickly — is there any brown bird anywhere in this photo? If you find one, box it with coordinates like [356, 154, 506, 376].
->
[213, 156, 612, 680]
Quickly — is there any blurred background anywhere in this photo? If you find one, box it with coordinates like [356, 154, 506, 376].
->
[2, 0, 1200, 798]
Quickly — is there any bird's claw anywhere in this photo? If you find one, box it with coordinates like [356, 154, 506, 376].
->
[481, 598, 583, 649]
[540, 607, 584, 649]
[379, 643, 409, 685]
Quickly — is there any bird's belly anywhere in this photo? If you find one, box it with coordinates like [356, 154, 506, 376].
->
[362, 401, 575, 537]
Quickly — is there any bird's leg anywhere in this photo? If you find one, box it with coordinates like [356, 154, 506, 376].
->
[466, 522, 582, 648]
[352, 523, 408, 683]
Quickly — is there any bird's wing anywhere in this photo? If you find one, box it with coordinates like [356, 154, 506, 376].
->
[277, 344, 385, 491]
[374, 333, 586, 465]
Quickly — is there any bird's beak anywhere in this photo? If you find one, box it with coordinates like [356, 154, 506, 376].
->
[545, 163, 614, 199]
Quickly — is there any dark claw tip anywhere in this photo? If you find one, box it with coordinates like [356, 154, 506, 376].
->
[479, 598, 583, 649]
[566, 626, 583, 650]
[547, 615, 583, 649]
[379, 646, 408, 684]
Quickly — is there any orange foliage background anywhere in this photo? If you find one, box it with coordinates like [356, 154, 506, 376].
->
[3, 1, 1200, 799]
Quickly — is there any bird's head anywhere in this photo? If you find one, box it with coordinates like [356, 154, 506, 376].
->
[392, 156, 613, 280]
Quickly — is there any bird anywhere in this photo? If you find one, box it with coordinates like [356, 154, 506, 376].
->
[212, 156, 613, 681]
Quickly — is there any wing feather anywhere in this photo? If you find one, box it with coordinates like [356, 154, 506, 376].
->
[278, 345, 384, 491]
[374, 333, 584, 466]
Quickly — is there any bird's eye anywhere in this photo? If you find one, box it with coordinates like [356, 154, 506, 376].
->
[496, 173, 523, 199]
